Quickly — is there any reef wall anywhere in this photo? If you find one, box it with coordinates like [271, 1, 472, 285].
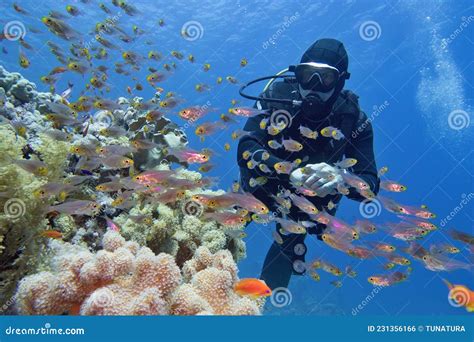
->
[0, 66, 253, 315]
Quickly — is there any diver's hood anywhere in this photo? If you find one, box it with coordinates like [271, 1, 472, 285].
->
[237, 38, 351, 118]
[299, 38, 350, 117]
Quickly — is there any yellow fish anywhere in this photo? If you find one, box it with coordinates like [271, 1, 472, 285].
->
[335, 158, 357, 169]
[242, 150, 251, 160]
[148, 50, 162, 60]
[268, 140, 282, 149]
[378, 166, 388, 177]
[274, 161, 296, 175]
[299, 125, 318, 139]
[267, 125, 281, 136]
[19, 50, 30, 68]
[309, 270, 320, 281]
[249, 177, 268, 187]
[68, 61, 89, 75]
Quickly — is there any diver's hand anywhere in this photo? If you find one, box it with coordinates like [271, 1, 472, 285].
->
[293, 163, 343, 197]
[289, 167, 307, 186]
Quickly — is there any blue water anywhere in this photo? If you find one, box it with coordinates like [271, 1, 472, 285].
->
[1, 0, 472, 316]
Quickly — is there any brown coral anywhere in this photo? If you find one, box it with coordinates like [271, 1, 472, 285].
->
[14, 231, 261, 315]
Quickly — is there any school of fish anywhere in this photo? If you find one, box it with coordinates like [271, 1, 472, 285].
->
[1, 0, 472, 306]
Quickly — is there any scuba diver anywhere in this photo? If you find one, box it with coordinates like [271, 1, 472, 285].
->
[237, 38, 380, 289]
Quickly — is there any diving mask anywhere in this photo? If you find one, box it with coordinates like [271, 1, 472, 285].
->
[294, 62, 341, 92]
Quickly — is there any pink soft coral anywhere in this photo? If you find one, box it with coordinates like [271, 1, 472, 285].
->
[15, 231, 261, 315]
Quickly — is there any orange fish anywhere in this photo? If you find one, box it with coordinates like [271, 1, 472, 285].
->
[234, 278, 272, 298]
[40, 230, 63, 239]
[179, 106, 214, 121]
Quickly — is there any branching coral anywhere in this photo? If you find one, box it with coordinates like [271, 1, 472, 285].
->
[15, 231, 261, 315]
[121, 203, 246, 267]
[114, 168, 247, 267]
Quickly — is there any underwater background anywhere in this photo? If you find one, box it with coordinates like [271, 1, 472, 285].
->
[0, 0, 472, 316]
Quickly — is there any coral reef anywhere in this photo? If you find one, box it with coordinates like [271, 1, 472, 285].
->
[15, 231, 260, 315]
[0, 124, 70, 305]
[114, 171, 246, 267]
[0, 66, 253, 315]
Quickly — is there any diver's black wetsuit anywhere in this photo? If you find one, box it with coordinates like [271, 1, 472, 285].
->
[237, 78, 379, 289]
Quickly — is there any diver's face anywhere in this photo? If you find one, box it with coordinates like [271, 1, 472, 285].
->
[298, 85, 335, 102]
[298, 84, 337, 119]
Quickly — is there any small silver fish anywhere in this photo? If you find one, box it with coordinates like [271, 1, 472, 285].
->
[47, 200, 101, 216]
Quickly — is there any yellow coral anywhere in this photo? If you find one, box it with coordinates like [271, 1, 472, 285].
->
[0, 127, 54, 304]
[0, 125, 24, 163]
[37, 133, 69, 180]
